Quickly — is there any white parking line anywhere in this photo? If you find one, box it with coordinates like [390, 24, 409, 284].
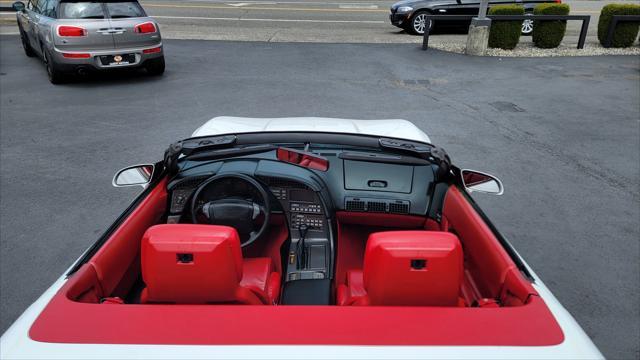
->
[338, 4, 378, 9]
[152, 15, 385, 23]
[226, 2, 277, 6]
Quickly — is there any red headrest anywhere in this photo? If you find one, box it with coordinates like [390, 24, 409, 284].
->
[141, 224, 243, 304]
[363, 231, 463, 306]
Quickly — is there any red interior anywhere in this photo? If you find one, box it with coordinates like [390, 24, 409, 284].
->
[30, 179, 564, 346]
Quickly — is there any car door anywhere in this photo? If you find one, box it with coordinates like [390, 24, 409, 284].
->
[454, 0, 481, 16]
[21, 0, 42, 51]
[16, 0, 33, 39]
[105, 1, 160, 49]
[54, 1, 116, 51]
[33, 0, 57, 52]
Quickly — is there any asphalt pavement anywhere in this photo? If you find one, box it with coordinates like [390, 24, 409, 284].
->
[0, 36, 639, 358]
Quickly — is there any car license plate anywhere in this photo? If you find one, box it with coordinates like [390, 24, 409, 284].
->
[100, 54, 135, 66]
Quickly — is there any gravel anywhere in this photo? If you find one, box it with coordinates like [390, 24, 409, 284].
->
[429, 41, 640, 57]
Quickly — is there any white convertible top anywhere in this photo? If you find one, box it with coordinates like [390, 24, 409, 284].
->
[192, 117, 431, 144]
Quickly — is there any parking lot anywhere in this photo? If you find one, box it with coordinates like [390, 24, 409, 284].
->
[0, 9, 639, 360]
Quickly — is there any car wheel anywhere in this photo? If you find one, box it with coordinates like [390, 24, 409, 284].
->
[408, 11, 433, 35]
[43, 50, 66, 85]
[521, 13, 534, 36]
[19, 28, 35, 57]
[145, 56, 165, 76]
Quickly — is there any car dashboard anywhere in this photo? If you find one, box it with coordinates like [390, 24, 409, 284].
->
[164, 147, 436, 301]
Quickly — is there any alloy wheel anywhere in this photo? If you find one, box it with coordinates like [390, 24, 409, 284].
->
[413, 13, 431, 35]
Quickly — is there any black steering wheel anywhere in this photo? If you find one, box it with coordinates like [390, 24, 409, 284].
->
[190, 173, 271, 247]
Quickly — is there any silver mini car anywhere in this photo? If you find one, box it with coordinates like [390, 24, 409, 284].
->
[12, 0, 164, 84]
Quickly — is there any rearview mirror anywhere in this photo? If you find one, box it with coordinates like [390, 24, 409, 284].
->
[461, 169, 504, 195]
[112, 164, 154, 187]
[12, 1, 25, 11]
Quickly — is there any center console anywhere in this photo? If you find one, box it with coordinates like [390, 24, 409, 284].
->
[266, 179, 334, 304]
[268, 182, 333, 282]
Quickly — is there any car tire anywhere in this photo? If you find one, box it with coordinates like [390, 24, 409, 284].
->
[145, 56, 165, 76]
[521, 12, 534, 36]
[18, 28, 35, 57]
[407, 11, 433, 35]
[43, 50, 66, 85]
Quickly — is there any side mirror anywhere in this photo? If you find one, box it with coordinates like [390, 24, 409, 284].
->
[461, 169, 504, 195]
[12, 1, 25, 11]
[112, 164, 154, 188]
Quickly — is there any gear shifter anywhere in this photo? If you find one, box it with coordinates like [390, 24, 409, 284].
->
[296, 224, 309, 269]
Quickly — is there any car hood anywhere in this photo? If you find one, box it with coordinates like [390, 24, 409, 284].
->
[192, 116, 431, 143]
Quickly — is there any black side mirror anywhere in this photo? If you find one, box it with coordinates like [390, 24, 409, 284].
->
[12, 1, 25, 11]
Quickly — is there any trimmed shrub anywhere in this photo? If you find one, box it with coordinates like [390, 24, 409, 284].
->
[488, 5, 525, 50]
[532, 3, 570, 48]
[597, 4, 640, 47]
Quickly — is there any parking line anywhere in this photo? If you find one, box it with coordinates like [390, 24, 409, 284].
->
[153, 14, 384, 23]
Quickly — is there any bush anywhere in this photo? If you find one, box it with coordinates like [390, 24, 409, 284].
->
[532, 3, 570, 48]
[488, 5, 525, 50]
[597, 4, 640, 47]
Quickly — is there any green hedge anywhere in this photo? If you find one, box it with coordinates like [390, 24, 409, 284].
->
[597, 4, 640, 47]
[488, 5, 525, 50]
[532, 3, 570, 48]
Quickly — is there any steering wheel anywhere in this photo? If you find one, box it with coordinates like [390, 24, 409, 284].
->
[190, 173, 271, 248]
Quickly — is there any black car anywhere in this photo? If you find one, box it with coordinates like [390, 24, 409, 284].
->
[390, 0, 561, 35]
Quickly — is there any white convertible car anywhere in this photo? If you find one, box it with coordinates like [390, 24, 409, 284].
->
[1, 117, 603, 359]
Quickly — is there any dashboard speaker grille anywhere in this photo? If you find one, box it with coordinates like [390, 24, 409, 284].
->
[345, 200, 366, 211]
[259, 176, 309, 189]
[344, 197, 410, 214]
[367, 201, 387, 213]
[389, 202, 410, 214]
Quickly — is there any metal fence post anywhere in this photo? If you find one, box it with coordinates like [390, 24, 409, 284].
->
[578, 17, 590, 49]
[422, 17, 431, 50]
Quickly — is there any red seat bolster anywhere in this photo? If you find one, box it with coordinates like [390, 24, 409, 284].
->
[240, 258, 281, 304]
[337, 270, 368, 306]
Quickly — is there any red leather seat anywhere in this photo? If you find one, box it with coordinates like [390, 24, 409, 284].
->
[337, 231, 463, 306]
[140, 224, 280, 305]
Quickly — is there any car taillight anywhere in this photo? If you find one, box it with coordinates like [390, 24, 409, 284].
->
[61, 53, 91, 58]
[58, 26, 86, 37]
[134, 22, 157, 34]
[143, 46, 162, 54]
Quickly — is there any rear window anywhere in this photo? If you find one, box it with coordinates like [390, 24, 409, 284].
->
[58, 1, 145, 19]
[58, 2, 105, 19]
[106, 2, 145, 18]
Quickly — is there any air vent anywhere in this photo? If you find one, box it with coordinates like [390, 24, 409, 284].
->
[344, 197, 411, 214]
[367, 201, 387, 213]
[389, 201, 410, 214]
[345, 199, 366, 211]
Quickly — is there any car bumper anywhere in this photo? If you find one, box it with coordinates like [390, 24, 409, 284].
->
[390, 12, 412, 27]
[51, 44, 164, 72]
